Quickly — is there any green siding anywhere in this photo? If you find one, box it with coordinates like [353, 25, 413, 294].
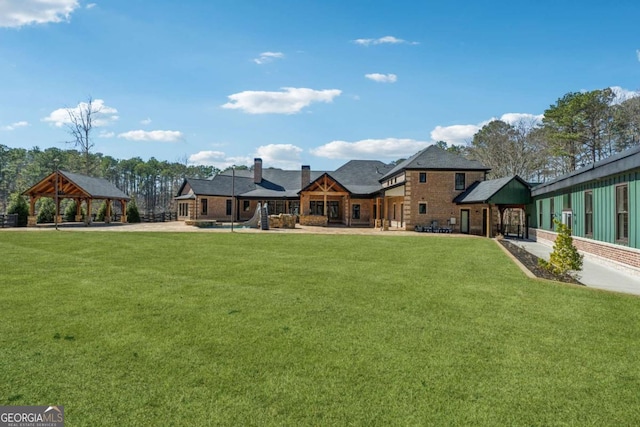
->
[489, 179, 531, 205]
[531, 169, 640, 249]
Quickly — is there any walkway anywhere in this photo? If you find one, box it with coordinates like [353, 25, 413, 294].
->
[513, 239, 640, 296]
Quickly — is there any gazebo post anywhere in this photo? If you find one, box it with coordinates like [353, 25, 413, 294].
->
[105, 199, 112, 224]
[28, 196, 37, 227]
[121, 200, 128, 223]
[85, 198, 92, 225]
[75, 198, 83, 222]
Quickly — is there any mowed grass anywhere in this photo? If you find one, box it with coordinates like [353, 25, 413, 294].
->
[1, 231, 640, 426]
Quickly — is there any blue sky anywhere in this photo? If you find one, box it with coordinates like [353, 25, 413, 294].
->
[1, 0, 639, 171]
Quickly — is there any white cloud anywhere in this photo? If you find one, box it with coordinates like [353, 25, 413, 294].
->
[499, 113, 544, 125]
[311, 138, 429, 160]
[117, 130, 183, 142]
[255, 144, 303, 169]
[43, 99, 118, 127]
[253, 51, 284, 65]
[86, 3, 96, 9]
[637, 50, 640, 62]
[430, 124, 481, 145]
[140, 118, 152, 125]
[430, 112, 545, 145]
[365, 73, 397, 83]
[0, 0, 79, 28]
[1, 120, 29, 131]
[610, 86, 639, 104]
[222, 87, 342, 114]
[352, 36, 418, 46]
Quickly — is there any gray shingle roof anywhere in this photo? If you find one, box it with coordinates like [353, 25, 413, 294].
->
[332, 160, 393, 195]
[381, 145, 489, 181]
[61, 171, 130, 200]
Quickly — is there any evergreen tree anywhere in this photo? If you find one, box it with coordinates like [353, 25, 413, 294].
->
[127, 199, 141, 223]
[6, 192, 29, 226]
[36, 198, 56, 224]
[96, 201, 108, 222]
[540, 219, 583, 276]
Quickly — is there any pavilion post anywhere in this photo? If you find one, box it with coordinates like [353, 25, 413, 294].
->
[105, 199, 112, 223]
[121, 200, 128, 223]
[28, 196, 37, 227]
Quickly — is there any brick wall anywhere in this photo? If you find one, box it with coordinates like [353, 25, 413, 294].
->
[530, 228, 640, 269]
[404, 170, 486, 232]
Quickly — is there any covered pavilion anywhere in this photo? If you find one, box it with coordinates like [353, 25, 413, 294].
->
[22, 170, 130, 226]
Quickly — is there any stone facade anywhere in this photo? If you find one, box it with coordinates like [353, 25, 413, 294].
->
[268, 214, 296, 229]
[300, 215, 328, 226]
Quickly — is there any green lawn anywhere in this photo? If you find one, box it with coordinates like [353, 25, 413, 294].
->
[1, 231, 639, 426]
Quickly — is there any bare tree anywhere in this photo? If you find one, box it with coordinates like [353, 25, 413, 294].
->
[66, 96, 101, 175]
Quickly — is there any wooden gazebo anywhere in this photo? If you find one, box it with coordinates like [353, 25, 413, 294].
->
[23, 170, 131, 226]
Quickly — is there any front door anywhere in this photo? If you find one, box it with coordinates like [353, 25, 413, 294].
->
[461, 209, 470, 234]
[328, 201, 340, 222]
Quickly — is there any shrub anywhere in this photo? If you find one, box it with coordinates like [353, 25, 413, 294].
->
[36, 198, 56, 224]
[539, 219, 583, 277]
[64, 200, 81, 222]
[7, 193, 29, 227]
[96, 201, 108, 222]
[127, 199, 141, 223]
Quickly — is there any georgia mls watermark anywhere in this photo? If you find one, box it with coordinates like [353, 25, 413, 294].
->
[0, 406, 64, 427]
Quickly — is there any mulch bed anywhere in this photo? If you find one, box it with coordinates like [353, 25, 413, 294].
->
[499, 239, 583, 285]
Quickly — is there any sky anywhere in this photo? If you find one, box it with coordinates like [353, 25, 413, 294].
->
[1, 0, 639, 171]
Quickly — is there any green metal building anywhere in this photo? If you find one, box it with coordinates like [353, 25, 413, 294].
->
[529, 145, 640, 255]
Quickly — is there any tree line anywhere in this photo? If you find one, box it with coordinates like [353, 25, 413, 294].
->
[464, 88, 640, 181]
[0, 145, 218, 214]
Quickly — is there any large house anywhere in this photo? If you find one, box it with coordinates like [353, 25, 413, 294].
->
[175, 145, 532, 235]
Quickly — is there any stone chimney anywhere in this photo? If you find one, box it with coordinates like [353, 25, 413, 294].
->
[301, 165, 311, 189]
[254, 158, 262, 184]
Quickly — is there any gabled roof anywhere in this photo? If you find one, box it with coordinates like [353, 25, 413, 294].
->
[455, 175, 531, 205]
[23, 170, 130, 200]
[300, 172, 350, 194]
[332, 160, 392, 195]
[531, 145, 640, 196]
[381, 145, 489, 181]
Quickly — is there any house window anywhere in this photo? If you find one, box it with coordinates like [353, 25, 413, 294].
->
[584, 191, 593, 237]
[243, 200, 250, 212]
[310, 201, 324, 215]
[616, 185, 628, 242]
[393, 203, 396, 220]
[419, 172, 427, 183]
[226, 199, 232, 216]
[538, 200, 543, 228]
[352, 204, 360, 220]
[179, 202, 188, 217]
[550, 198, 555, 230]
[419, 203, 427, 214]
[201, 199, 208, 215]
[563, 193, 572, 210]
[455, 173, 465, 190]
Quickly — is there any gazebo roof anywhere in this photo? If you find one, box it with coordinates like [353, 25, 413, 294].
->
[23, 170, 130, 200]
